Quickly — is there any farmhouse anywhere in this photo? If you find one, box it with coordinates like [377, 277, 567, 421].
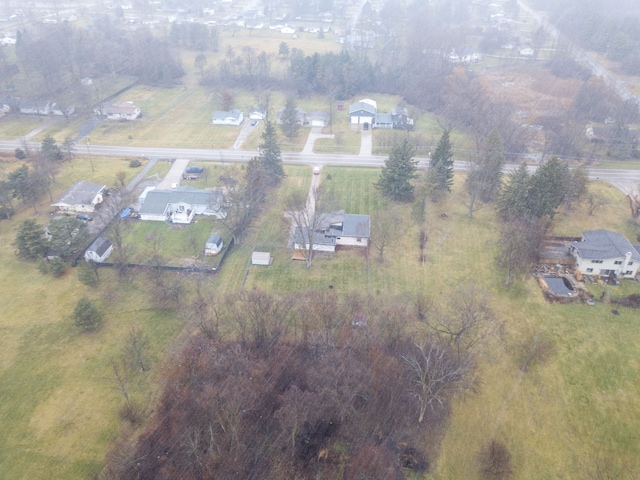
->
[95, 101, 141, 121]
[139, 186, 225, 224]
[84, 237, 113, 263]
[211, 109, 244, 125]
[570, 230, 640, 279]
[51, 180, 107, 213]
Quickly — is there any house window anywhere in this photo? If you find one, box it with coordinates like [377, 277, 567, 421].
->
[614, 260, 623, 265]
[629, 262, 634, 266]
[586, 268, 593, 273]
[591, 260, 603, 264]
[625, 270, 633, 275]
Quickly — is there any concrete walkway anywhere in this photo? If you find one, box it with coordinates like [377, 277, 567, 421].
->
[302, 127, 335, 154]
[157, 158, 190, 190]
[232, 119, 254, 150]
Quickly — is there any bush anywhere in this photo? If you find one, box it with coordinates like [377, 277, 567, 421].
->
[49, 257, 66, 277]
[73, 296, 103, 331]
[37, 258, 49, 274]
[128, 158, 142, 168]
[77, 261, 99, 288]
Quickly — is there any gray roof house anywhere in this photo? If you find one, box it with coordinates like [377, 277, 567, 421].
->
[95, 101, 141, 121]
[84, 237, 113, 263]
[292, 211, 371, 256]
[212, 109, 244, 125]
[348, 99, 377, 125]
[51, 181, 107, 213]
[570, 229, 640, 278]
[139, 186, 225, 224]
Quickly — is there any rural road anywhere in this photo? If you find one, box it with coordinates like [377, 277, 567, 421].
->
[0, 140, 639, 194]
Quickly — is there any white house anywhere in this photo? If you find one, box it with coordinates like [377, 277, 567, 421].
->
[19, 100, 52, 115]
[84, 237, 113, 263]
[519, 46, 534, 57]
[211, 109, 244, 125]
[139, 186, 225, 224]
[570, 230, 640, 279]
[95, 101, 141, 121]
[249, 108, 267, 120]
[292, 211, 371, 256]
[348, 99, 377, 125]
[51, 180, 107, 213]
[204, 234, 224, 255]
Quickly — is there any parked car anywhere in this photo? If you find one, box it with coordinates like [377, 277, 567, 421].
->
[313, 167, 320, 175]
[76, 214, 93, 222]
[251, 120, 258, 126]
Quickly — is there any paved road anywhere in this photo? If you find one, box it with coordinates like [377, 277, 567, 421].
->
[1, 140, 639, 193]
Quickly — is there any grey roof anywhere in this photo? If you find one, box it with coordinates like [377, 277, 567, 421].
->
[375, 113, 393, 124]
[53, 180, 106, 206]
[212, 109, 242, 121]
[206, 234, 223, 247]
[342, 214, 370, 237]
[293, 226, 336, 246]
[348, 101, 376, 116]
[87, 237, 112, 256]
[140, 187, 223, 215]
[570, 230, 640, 262]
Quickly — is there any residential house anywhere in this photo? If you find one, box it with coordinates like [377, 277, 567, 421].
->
[519, 46, 534, 57]
[276, 106, 307, 126]
[51, 180, 107, 213]
[19, 100, 52, 115]
[307, 111, 330, 128]
[391, 106, 414, 130]
[84, 237, 113, 263]
[280, 25, 296, 34]
[249, 108, 267, 120]
[211, 109, 244, 125]
[348, 99, 377, 125]
[95, 101, 141, 121]
[292, 211, 371, 255]
[204, 234, 224, 255]
[448, 47, 482, 64]
[374, 113, 394, 129]
[139, 186, 225, 224]
[569, 229, 640, 279]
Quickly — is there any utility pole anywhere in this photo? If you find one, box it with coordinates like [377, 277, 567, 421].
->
[85, 137, 94, 172]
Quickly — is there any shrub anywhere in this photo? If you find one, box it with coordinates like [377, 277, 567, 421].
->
[73, 296, 103, 331]
[128, 158, 142, 168]
[37, 258, 49, 274]
[49, 257, 66, 277]
[478, 440, 513, 480]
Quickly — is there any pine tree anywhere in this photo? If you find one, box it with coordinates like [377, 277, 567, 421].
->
[497, 163, 531, 219]
[280, 97, 301, 141]
[13, 219, 47, 259]
[527, 156, 567, 218]
[375, 139, 418, 202]
[258, 120, 285, 185]
[41, 135, 62, 163]
[427, 130, 454, 201]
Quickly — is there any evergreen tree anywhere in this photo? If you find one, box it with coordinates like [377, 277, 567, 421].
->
[427, 130, 454, 201]
[375, 139, 418, 202]
[258, 120, 285, 185]
[280, 97, 301, 141]
[48, 217, 90, 258]
[41, 135, 62, 163]
[527, 156, 568, 218]
[563, 164, 589, 211]
[497, 163, 531, 219]
[466, 129, 505, 217]
[13, 219, 47, 259]
[73, 297, 103, 331]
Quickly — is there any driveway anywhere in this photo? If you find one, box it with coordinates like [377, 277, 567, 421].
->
[232, 119, 254, 150]
[302, 127, 334, 154]
[157, 158, 190, 189]
[359, 128, 372, 156]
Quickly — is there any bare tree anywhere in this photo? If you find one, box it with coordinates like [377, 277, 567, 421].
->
[285, 185, 331, 268]
[124, 325, 148, 373]
[496, 215, 548, 286]
[403, 341, 474, 423]
[371, 205, 402, 262]
[477, 440, 513, 480]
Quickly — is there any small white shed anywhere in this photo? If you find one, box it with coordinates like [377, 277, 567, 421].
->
[84, 237, 113, 263]
[205, 234, 224, 256]
[252, 251, 271, 265]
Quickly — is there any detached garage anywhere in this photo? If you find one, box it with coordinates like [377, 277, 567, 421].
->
[252, 251, 272, 265]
